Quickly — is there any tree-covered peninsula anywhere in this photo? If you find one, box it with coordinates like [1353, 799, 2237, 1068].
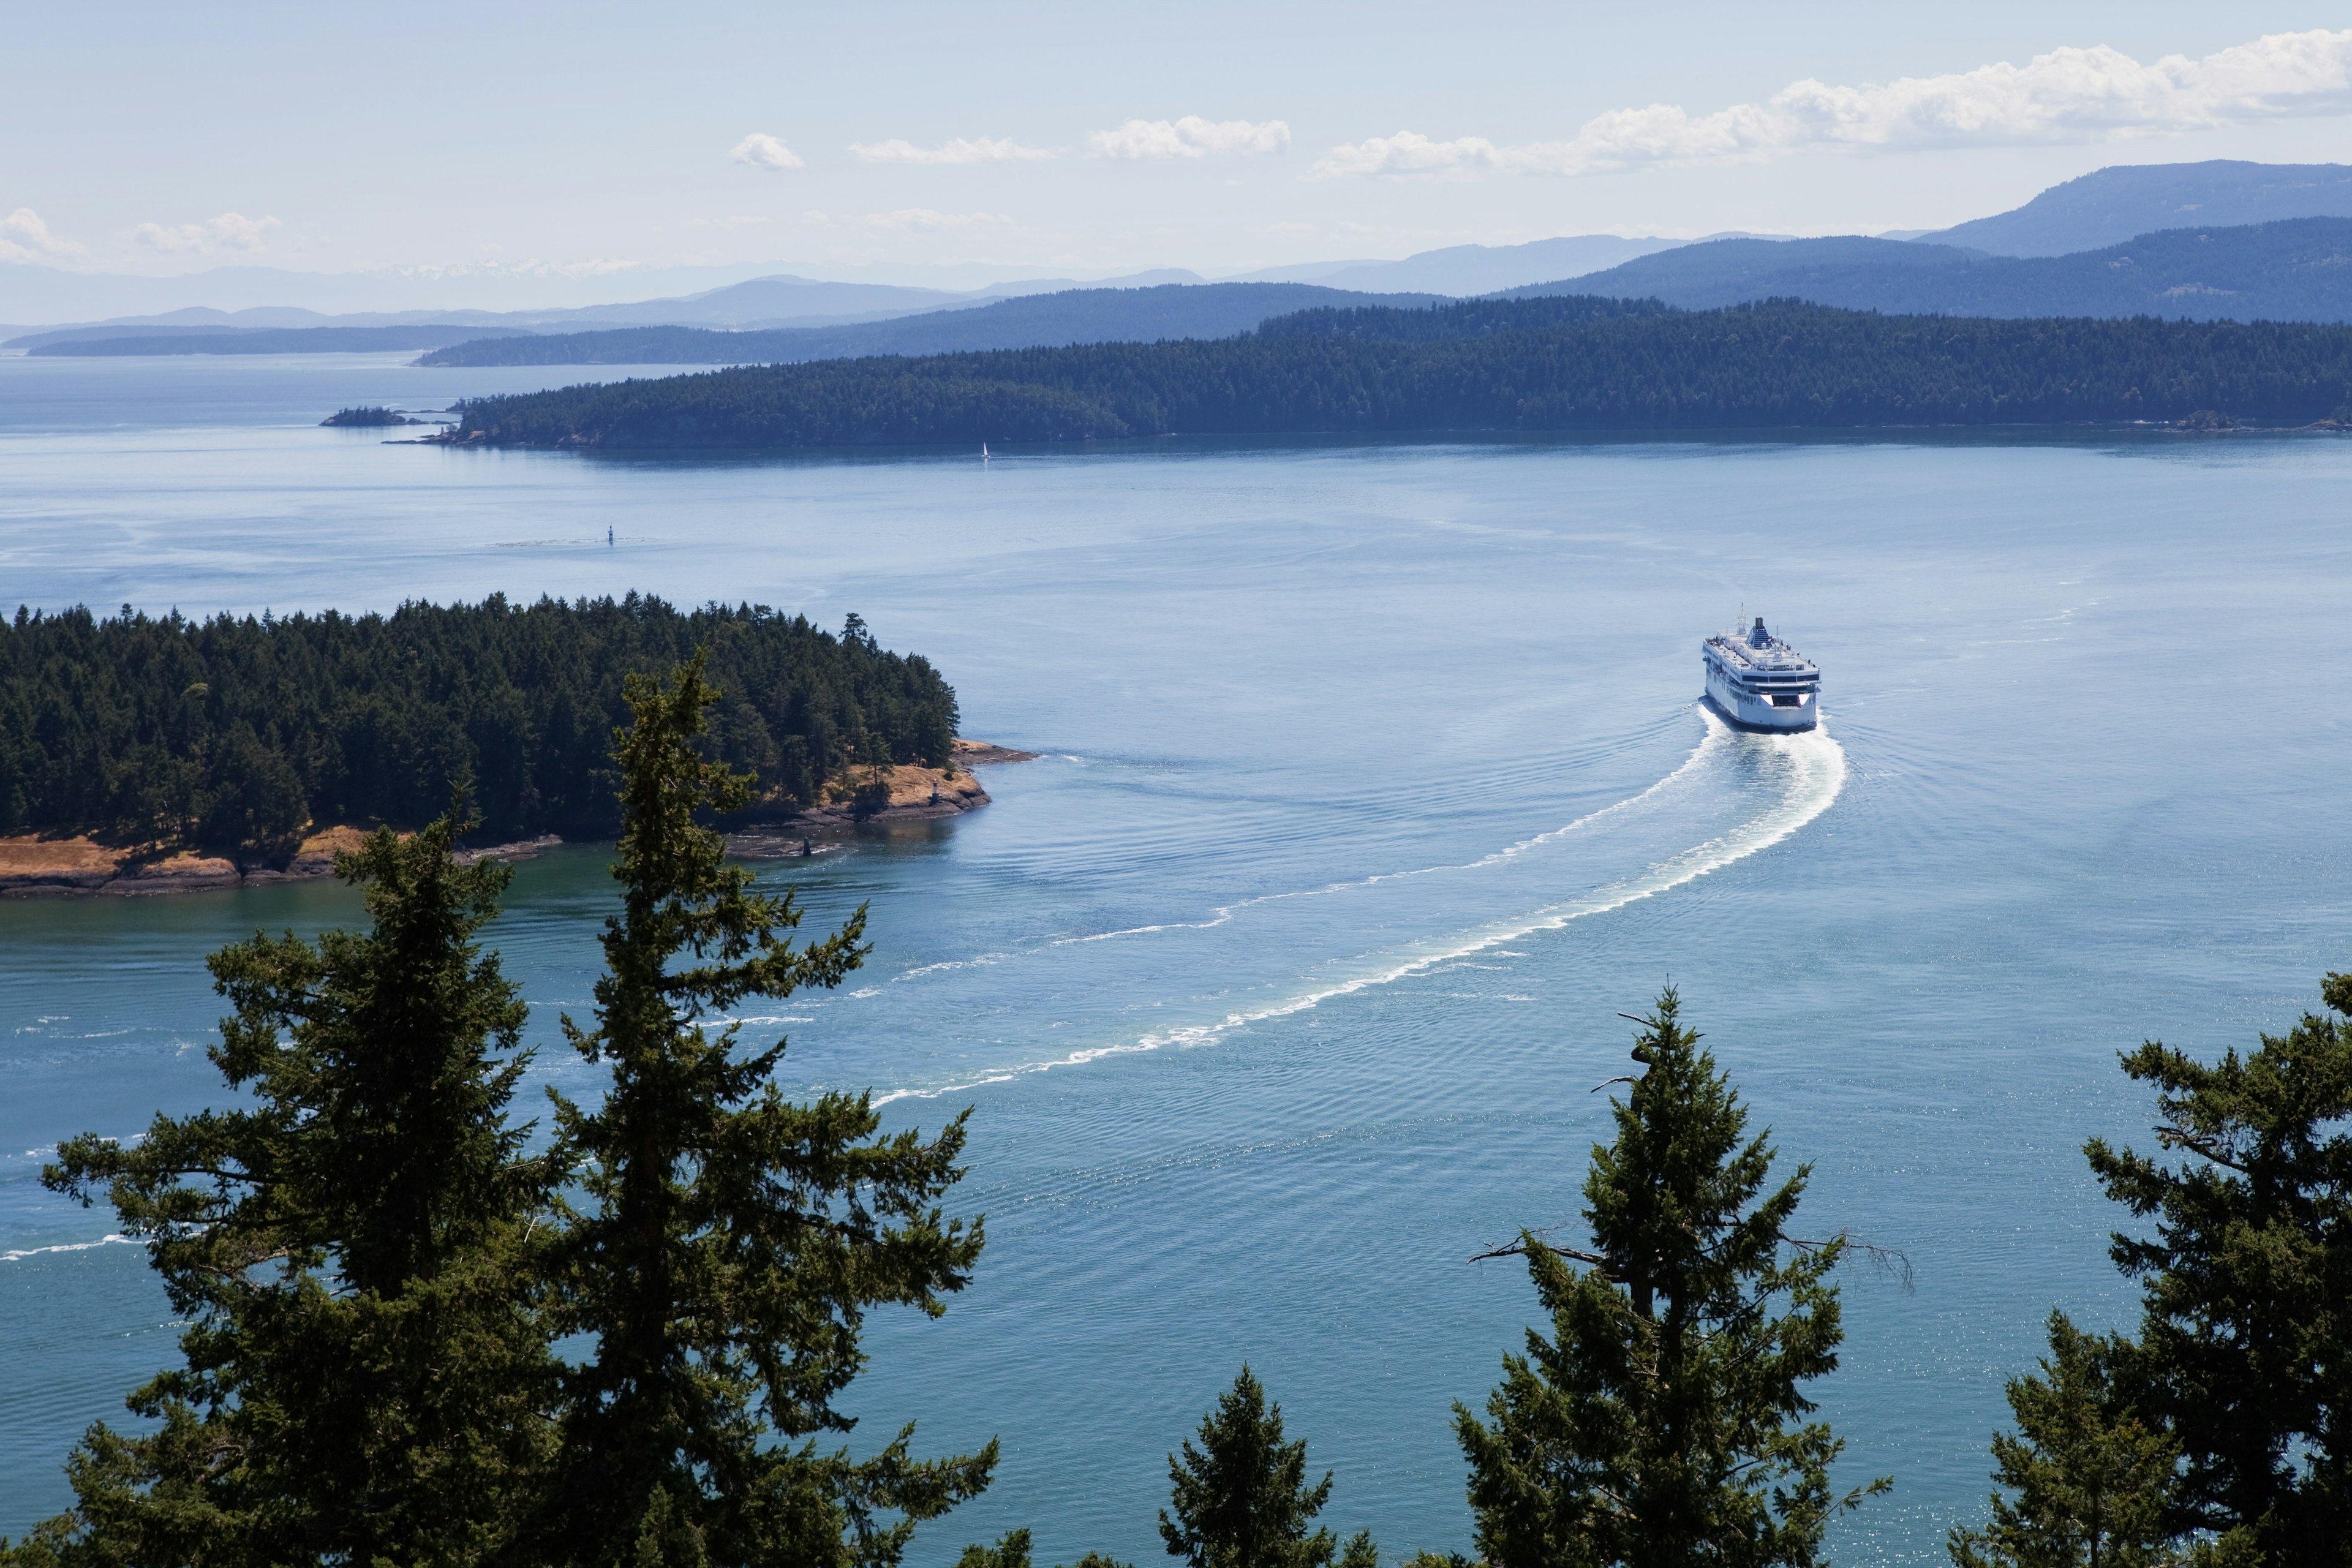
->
[432, 296, 2352, 450]
[0, 596, 957, 862]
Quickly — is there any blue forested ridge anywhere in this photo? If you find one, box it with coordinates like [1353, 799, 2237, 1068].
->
[1534, 219, 2352, 322]
[413, 282, 1452, 368]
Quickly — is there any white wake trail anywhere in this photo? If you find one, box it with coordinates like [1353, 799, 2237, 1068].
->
[979, 714, 1729, 959]
[1, 1234, 137, 1264]
[873, 716, 1846, 1107]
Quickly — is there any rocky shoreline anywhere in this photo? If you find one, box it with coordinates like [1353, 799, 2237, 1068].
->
[0, 741, 1036, 898]
[726, 739, 1037, 854]
[0, 825, 566, 899]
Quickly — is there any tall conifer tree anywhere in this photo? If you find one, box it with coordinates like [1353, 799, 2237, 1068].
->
[1158, 1366, 1370, 1568]
[543, 653, 992, 1568]
[1948, 1312, 2179, 1568]
[2081, 972, 2352, 1562]
[2, 812, 557, 1568]
[1456, 989, 1886, 1568]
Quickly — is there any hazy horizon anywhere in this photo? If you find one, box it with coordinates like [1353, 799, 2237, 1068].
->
[8, 4, 2352, 313]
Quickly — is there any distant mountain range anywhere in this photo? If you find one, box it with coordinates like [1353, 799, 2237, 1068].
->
[1224, 236, 1687, 294]
[520, 269, 1214, 330]
[412, 284, 1450, 367]
[1919, 161, 2352, 257]
[17, 323, 539, 356]
[0, 259, 816, 328]
[0, 244, 1673, 347]
[50, 216, 2351, 372]
[15, 160, 2352, 350]
[0, 239, 1755, 360]
[422, 217, 2352, 369]
[1519, 217, 2352, 323]
[0, 270, 1211, 349]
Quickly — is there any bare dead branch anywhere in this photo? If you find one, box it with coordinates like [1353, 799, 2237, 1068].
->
[1471, 1234, 1614, 1272]
[1782, 1229, 1915, 1292]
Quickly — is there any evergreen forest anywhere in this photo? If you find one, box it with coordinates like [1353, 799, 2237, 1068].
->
[6, 655, 2350, 1567]
[0, 596, 957, 858]
[438, 298, 2352, 450]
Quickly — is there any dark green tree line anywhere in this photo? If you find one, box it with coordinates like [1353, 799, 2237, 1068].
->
[0, 595, 959, 858]
[443, 300, 2352, 450]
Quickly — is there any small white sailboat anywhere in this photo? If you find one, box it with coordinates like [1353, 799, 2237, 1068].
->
[981, 442, 991, 463]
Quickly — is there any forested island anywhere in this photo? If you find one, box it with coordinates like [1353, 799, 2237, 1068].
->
[429, 296, 2352, 450]
[0, 596, 962, 877]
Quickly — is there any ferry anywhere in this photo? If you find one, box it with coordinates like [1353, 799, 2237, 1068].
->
[1702, 617, 1820, 731]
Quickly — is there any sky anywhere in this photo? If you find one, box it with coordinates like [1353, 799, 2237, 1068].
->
[6, 1, 2352, 297]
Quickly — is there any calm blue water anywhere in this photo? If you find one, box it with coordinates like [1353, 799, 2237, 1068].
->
[4, 352, 2349, 1564]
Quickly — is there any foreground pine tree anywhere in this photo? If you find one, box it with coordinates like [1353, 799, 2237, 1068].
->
[543, 652, 993, 1568]
[2, 812, 557, 1568]
[1158, 1366, 1372, 1568]
[957, 1531, 1134, 1568]
[1947, 1313, 2179, 1568]
[1456, 989, 1886, 1568]
[2079, 972, 2352, 1562]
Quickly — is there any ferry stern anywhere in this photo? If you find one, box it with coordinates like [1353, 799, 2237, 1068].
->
[1702, 617, 1820, 732]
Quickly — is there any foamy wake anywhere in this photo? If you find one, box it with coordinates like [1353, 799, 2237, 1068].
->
[2, 1234, 137, 1264]
[1038, 715, 1730, 951]
[873, 712, 1845, 1107]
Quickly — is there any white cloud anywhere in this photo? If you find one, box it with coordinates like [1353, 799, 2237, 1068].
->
[730, 133, 805, 172]
[1311, 27, 2352, 179]
[1088, 116, 1291, 159]
[130, 211, 280, 254]
[0, 208, 89, 264]
[1310, 132, 1507, 180]
[851, 136, 1055, 165]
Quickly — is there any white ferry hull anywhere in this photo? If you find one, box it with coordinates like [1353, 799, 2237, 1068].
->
[1703, 672, 1817, 731]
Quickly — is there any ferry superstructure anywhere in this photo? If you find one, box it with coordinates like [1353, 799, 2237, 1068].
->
[1702, 617, 1820, 731]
